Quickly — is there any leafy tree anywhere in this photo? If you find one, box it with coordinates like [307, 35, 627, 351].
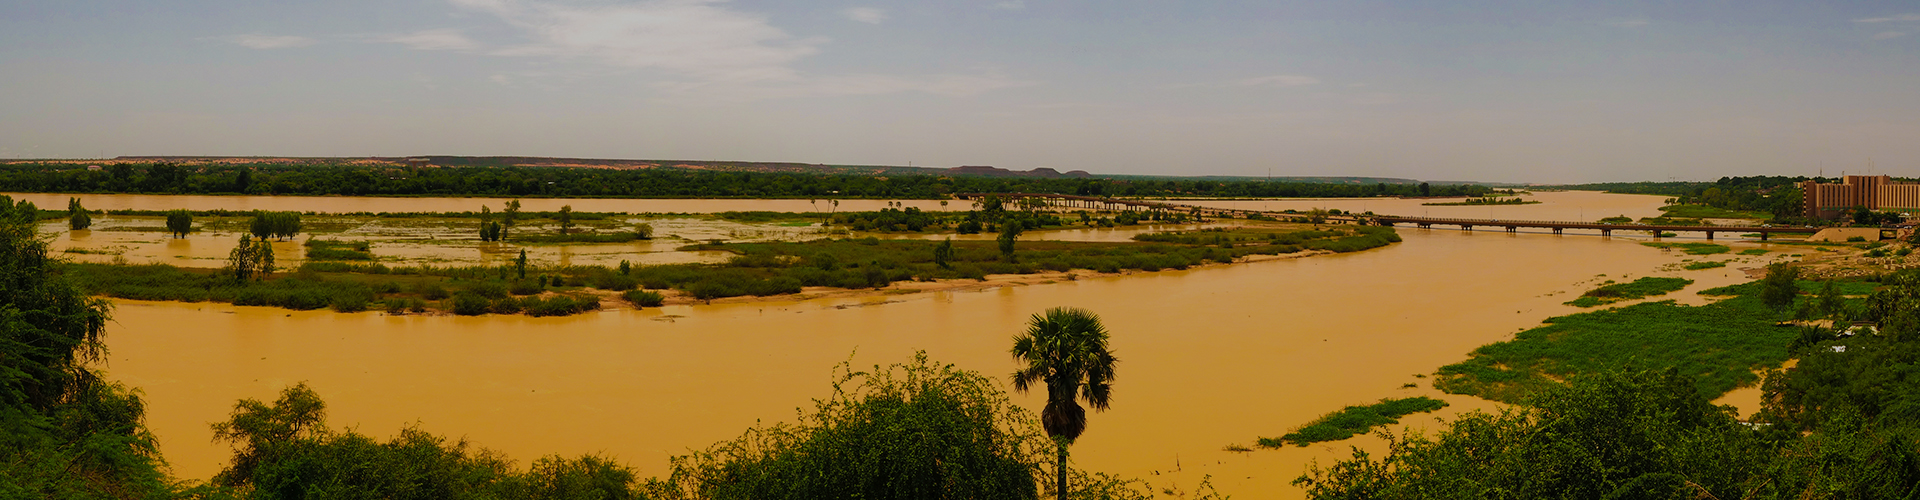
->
[165, 209, 192, 238]
[502, 199, 522, 240]
[998, 220, 1024, 262]
[0, 195, 174, 497]
[658, 353, 1045, 500]
[234, 167, 253, 193]
[1760, 263, 1801, 311]
[1011, 307, 1118, 500]
[211, 383, 642, 499]
[1814, 280, 1848, 320]
[1419, 182, 1431, 196]
[516, 249, 528, 280]
[558, 204, 573, 234]
[934, 238, 955, 269]
[225, 234, 276, 282]
[479, 205, 501, 242]
[249, 211, 302, 241]
[66, 197, 91, 230]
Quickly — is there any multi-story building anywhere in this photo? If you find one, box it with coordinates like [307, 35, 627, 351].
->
[1801, 175, 1920, 219]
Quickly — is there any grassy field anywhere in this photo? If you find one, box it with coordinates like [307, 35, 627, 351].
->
[1659, 204, 1773, 219]
[1641, 242, 1732, 255]
[1437, 281, 1812, 404]
[1257, 397, 1449, 447]
[1684, 261, 1729, 270]
[1564, 276, 1693, 308]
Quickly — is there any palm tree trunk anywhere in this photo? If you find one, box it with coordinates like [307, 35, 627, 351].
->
[1057, 439, 1069, 500]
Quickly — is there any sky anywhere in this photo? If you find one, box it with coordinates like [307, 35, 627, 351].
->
[1, 1, 1916, 183]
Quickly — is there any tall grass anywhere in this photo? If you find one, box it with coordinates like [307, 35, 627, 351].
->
[1438, 281, 1817, 403]
[1564, 277, 1693, 307]
[1258, 397, 1449, 447]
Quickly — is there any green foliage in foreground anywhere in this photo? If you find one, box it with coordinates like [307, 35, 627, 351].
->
[655, 353, 1053, 500]
[1685, 260, 1728, 270]
[1259, 397, 1449, 448]
[209, 383, 644, 500]
[1640, 241, 1732, 255]
[1439, 281, 1798, 403]
[0, 195, 182, 498]
[1298, 369, 1920, 500]
[1739, 248, 1771, 255]
[1564, 276, 1693, 308]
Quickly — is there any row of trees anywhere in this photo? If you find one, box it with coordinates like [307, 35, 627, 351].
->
[1562, 176, 1812, 221]
[478, 200, 522, 242]
[0, 162, 1494, 199]
[249, 211, 303, 240]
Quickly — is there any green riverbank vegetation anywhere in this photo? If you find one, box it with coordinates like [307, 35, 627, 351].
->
[1563, 277, 1693, 308]
[56, 221, 1400, 315]
[1256, 397, 1449, 448]
[1300, 266, 1920, 498]
[1640, 241, 1732, 255]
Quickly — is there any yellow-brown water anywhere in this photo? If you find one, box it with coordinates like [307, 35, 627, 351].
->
[91, 191, 1783, 497]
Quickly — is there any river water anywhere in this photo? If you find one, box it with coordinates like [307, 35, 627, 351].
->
[92, 191, 1782, 497]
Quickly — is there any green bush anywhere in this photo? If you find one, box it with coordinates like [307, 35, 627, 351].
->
[451, 293, 491, 316]
[1260, 397, 1449, 447]
[653, 353, 1049, 499]
[622, 290, 665, 307]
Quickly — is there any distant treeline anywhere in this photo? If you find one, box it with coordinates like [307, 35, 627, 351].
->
[0, 162, 1493, 199]
[1558, 176, 1821, 221]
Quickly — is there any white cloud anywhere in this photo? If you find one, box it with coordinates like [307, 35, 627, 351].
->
[1855, 13, 1920, 23]
[844, 7, 886, 24]
[435, 0, 1029, 98]
[653, 72, 1034, 100]
[991, 1, 1025, 10]
[1604, 19, 1650, 28]
[378, 29, 482, 51]
[1874, 31, 1908, 40]
[1230, 75, 1320, 87]
[450, 0, 820, 83]
[209, 34, 317, 49]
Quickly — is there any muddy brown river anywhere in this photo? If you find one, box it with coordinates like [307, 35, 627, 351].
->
[89, 191, 1783, 497]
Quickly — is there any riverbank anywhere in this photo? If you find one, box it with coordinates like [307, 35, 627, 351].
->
[62, 223, 1397, 316]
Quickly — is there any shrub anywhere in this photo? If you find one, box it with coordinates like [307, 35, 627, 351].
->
[623, 290, 665, 307]
[509, 279, 544, 296]
[451, 293, 491, 315]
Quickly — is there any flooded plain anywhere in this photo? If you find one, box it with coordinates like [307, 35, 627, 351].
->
[91, 191, 1783, 498]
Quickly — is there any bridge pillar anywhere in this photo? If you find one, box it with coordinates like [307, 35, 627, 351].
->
[1553, 227, 1562, 235]
[1761, 232, 1770, 241]
[1418, 223, 1430, 229]
[1706, 231, 1714, 240]
[1506, 226, 1517, 233]
[1463, 225, 1473, 231]
[1602, 229, 1612, 237]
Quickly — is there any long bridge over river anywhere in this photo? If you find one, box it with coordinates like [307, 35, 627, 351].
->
[954, 192, 1828, 240]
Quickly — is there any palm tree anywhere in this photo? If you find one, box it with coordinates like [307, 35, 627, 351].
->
[1011, 307, 1117, 500]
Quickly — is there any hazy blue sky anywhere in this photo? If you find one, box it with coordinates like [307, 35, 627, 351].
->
[2, 1, 1916, 182]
